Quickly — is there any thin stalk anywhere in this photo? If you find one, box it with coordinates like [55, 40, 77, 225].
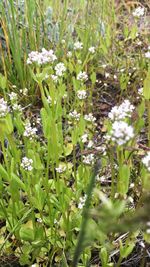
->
[146, 100, 150, 146]
[72, 160, 101, 267]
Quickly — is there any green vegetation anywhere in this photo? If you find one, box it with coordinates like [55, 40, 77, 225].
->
[0, 1, 150, 266]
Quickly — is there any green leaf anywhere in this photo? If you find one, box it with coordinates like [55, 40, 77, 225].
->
[0, 73, 7, 90]
[118, 164, 130, 195]
[143, 70, 150, 100]
[19, 225, 34, 242]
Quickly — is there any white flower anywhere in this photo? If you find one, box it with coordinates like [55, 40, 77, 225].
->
[84, 113, 96, 123]
[77, 71, 88, 82]
[47, 96, 56, 105]
[77, 60, 82, 65]
[145, 51, 150, 59]
[69, 110, 80, 121]
[83, 154, 95, 165]
[0, 98, 9, 118]
[138, 87, 143, 96]
[132, 7, 144, 17]
[51, 74, 58, 83]
[81, 134, 88, 143]
[27, 48, 57, 65]
[74, 41, 83, 50]
[20, 88, 28, 96]
[23, 122, 37, 140]
[88, 46, 95, 54]
[107, 121, 134, 146]
[21, 157, 33, 171]
[12, 103, 22, 112]
[78, 194, 87, 209]
[87, 140, 94, 148]
[77, 90, 87, 100]
[55, 164, 66, 173]
[54, 62, 66, 77]
[9, 92, 17, 101]
[67, 51, 72, 58]
[108, 100, 134, 121]
[142, 152, 150, 172]
[105, 72, 110, 78]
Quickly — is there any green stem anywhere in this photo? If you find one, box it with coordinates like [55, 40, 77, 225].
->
[72, 160, 101, 267]
[147, 100, 150, 147]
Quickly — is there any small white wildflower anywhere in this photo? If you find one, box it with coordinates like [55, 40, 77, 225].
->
[55, 164, 66, 173]
[77, 90, 87, 100]
[105, 72, 110, 78]
[87, 140, 94, 148]
[84, 113, 96, 123]
[20, 88, 28, 96]
[104, 83, 108, 87]
[77, 71, 88, 82]
[114, 75, 117, 79]
[77, 60, 82, 65]
[78, 194, 87, 209]
[107, 121, 134, 146]
[21, 157, 33, 171]
[88, 46, 95, 54]
[138, 87, 143, 96]
[108, 100, 134, 121]
[83, 153, 95, 165]
[9, 92, 18, 101]
[37, 218, 42, 223]
[51, 74, 58, 83]
[132, 6, 145, 18]
[0, 98, 9, 118]
[12, 103, 22, 112]
[69, 110, 80, 121]
[145, 51, 150, 59]
[67, 51, 72, 58]
[142, 152, 150, 172]
[12, 85, 17, 89]
[74, 41, 83, 50]
[23, 122, 37, 140]
[81, 134, 88, 143]
[55, 62, 66, 77]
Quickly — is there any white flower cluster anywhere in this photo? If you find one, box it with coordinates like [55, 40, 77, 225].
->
[20, 88, 28, 96]
[54, 62, 66, 77]
[21, 157, 33, 171]
[12, 103, 22, 112]
[77, 71, 88, 82]
[132, 6, 145, 17]
[9, 92, 18, 101]
[78, 194, 87, 209]
[83, 153, 95, 165]
[142, 152, 150, 172]
[74, 41, 83, 50]
[51, 74, 58, 83]
[0, 98, 9, 118]
[88, 46, 95, 54]
[9, 92, 22, 112]
[55, 164, 66, 173]
[77, 90, 87, 100]
[84, 113, 96, 123]
[27, 48, 57, 65]
[108, 100, 134, 121]
[23, 122, 37, 140]
[81, 133, 88, 143]
[69, 110, 80, 121]
[107, 121, 134, 146]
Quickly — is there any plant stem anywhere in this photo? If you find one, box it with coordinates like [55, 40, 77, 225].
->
[72, 160, 101, 267]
